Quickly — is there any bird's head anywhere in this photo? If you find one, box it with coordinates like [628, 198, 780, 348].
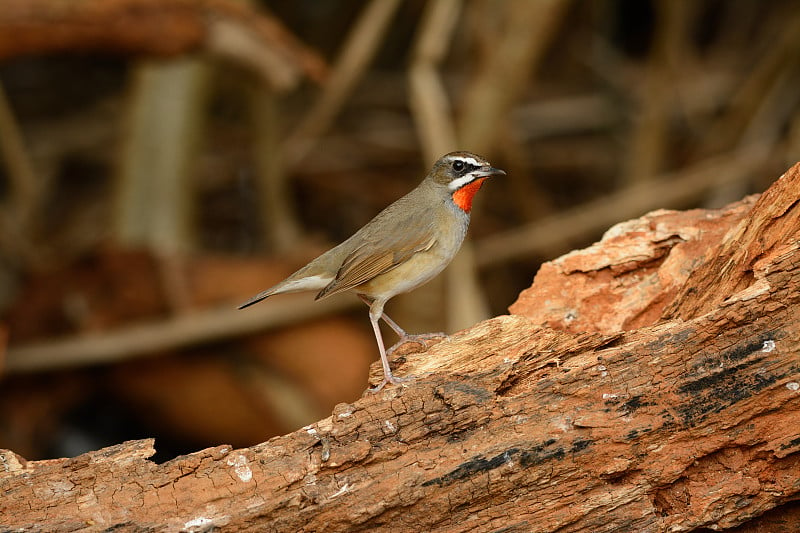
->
[430, 151, 506, 213]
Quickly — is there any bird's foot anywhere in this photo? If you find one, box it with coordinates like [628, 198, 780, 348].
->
[387, 332, 448, 355]
[368, 373, 415, 393]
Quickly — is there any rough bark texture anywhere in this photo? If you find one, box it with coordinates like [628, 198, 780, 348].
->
[2, 163, 800, 531]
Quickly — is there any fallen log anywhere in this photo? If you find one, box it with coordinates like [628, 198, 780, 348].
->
[2, 163, 800, 532]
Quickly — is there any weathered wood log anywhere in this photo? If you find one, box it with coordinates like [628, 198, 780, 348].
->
[2, 163, 800, 532]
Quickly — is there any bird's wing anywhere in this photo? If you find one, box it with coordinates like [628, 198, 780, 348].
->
[315, 226, 437, 300]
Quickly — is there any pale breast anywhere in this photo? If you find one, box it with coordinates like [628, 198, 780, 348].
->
[356, 206, 469, 300]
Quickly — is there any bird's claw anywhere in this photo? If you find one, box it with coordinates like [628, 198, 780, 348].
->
[387, 332, 448, 355]
[368, 373, 415, 393]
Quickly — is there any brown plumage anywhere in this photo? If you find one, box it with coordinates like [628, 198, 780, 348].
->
[239, 151, 505, 391]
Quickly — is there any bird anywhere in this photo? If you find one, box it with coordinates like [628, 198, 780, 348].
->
[239, 151, 505, 391]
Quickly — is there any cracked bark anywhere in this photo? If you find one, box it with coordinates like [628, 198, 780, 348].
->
[2, 163, 800, 532]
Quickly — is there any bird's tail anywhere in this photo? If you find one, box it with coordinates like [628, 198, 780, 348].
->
[238, 287, 280, 309]
[237, 268, 334, 309]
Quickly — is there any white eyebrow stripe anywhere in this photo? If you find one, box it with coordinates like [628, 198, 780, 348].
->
[448, 171, 484, 191]
[452, 156, 481, 167]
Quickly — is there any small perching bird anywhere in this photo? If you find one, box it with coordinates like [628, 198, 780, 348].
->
[239, 151, 505, 391]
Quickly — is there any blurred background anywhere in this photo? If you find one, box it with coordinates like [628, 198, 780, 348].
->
[1, 0, 799, 462]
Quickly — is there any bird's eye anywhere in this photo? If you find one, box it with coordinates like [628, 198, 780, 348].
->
[452, 160, 465, 172]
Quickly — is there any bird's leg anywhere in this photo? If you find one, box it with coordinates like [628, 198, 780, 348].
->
[367, 299, 412, 392]
[380, 313, 447, 355]
[357, 295, 446, 355]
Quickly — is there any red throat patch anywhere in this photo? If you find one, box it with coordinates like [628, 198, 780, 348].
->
[451, 177, 488, 213]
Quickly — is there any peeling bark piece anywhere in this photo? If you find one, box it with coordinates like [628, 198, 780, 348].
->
[510, 196, 756, 333]
[663, 164, 800, 321]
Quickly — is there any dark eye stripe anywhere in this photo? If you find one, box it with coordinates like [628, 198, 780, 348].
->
[453, 159, 478, 170]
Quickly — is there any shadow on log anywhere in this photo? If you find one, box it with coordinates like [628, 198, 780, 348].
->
[2, 163, 800, 531]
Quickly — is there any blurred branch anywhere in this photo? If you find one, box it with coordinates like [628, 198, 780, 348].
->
[738, 67, 800, 150]
[474, 143, 771, 267]
[0, 325, 7, 374]
[114, 58, 208, 255]
[4, 294, 358, 374]
[205, 9, 324, 90]
[0, 82, 40, 265]
[707, 61, 800, 207]
[622, 0, 691, 184]
[284, 0, 402, 167]
[458, 0, 569, 155]
[511, 94, 617, 141]
[694, 9, 800, 159]
[114, 58, 210, 311]
[788, 103, 800, 167]
[408, 0, 461, 164]
[0, 0, 326, 90]
[249, 86, 302, 253]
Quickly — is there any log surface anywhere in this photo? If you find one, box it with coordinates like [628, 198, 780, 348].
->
[2, 164, 800, 532]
